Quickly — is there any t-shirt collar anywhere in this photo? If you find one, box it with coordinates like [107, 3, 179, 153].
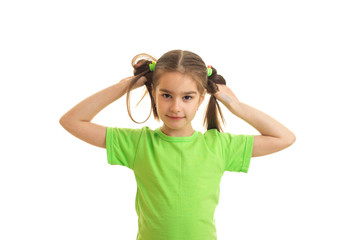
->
[155, 127, 199, 142]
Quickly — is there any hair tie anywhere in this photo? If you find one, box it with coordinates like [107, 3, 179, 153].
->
[149, 61, 156, 72]
[207, 65, 213, 77]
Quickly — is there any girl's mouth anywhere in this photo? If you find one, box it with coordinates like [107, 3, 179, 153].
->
[167, 116, 184, 120]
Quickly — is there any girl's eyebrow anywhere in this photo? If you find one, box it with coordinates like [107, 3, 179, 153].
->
[159, 89, 197, 95]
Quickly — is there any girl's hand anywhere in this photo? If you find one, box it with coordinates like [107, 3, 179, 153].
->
[120, 76, 147, 90]
[213, 84, 240, 108]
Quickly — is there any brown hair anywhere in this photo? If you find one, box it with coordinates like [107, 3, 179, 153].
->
[125, 49, 227, 132]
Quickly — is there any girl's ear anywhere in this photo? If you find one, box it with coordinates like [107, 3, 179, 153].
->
[199, 90, 206, 105]
[151, 85, 156, 100]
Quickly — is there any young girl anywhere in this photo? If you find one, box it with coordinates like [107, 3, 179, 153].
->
[60, 49, 296, 240]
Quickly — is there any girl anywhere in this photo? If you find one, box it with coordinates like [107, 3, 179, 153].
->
[60, 49, 296, 240]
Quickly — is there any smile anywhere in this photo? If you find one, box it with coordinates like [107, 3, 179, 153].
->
[167, 116, 184, 120]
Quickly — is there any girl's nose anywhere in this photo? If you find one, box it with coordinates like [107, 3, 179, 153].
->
[170, 99, 181, 112]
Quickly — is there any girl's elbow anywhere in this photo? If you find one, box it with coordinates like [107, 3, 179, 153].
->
[285, 133, 296, 146]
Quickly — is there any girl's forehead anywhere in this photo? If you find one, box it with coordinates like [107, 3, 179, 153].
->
[156, 72, 198, 90]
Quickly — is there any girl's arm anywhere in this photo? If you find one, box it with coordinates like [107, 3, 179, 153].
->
[59, 76, 146, 148]
[214, 84, 296, 157]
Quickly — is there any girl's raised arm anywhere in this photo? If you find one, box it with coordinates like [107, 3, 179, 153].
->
[59, 76, 146, 148]
[213, 84, 296, 157]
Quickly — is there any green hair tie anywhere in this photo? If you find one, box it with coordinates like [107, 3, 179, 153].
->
[149, 61, 156, 72]
[207, 65, 213, 77]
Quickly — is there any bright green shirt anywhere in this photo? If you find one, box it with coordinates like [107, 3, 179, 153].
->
[106, 126, 254, 240]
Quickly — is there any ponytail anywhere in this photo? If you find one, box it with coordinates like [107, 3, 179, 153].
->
[203, 66, 226, 132]
[125, 53, 159, 124]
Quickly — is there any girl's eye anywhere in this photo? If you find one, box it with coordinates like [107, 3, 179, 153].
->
[184, 96, 192, 100]
[161, 94, 192, 100]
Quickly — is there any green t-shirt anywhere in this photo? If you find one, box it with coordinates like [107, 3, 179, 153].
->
[106, 126, 254, 240]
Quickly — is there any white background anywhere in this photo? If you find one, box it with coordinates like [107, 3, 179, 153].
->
[1, 0, 359, 239]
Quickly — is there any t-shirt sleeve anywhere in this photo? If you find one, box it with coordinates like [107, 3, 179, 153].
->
[105, 127, 143, 170]
[219, 132, 254, 173]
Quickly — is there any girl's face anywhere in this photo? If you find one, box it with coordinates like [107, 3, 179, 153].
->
[152, 71, 206, 137]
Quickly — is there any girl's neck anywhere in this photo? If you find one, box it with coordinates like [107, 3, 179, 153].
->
[160, 125, 195, 137]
